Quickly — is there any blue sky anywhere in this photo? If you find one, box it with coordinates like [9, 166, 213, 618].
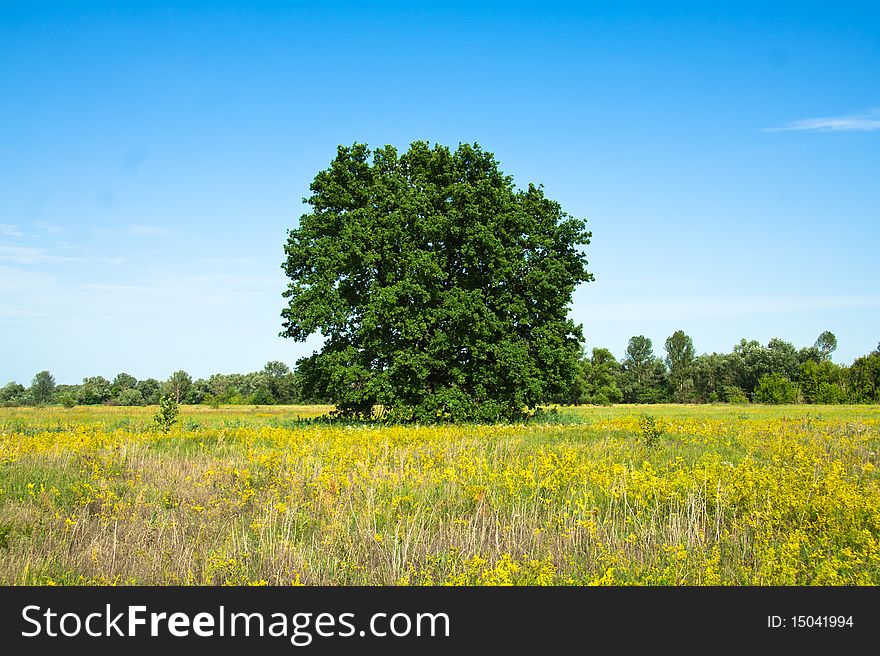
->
[1, 2, 878, 385]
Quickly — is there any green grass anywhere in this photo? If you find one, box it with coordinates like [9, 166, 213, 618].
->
[1, 403, 878, 585]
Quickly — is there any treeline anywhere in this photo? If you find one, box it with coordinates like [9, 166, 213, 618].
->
[0, 361, 315, 408]
[562, 331, 880, 405]
[3, 332, 880, 408]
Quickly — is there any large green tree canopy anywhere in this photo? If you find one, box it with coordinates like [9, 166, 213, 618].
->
[281, 141, 592, 422]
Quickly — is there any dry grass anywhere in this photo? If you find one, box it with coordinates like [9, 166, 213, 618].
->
[1, 404, 878, 585]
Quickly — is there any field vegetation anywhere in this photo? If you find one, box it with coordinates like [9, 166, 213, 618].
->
[1, 404, 878, 585]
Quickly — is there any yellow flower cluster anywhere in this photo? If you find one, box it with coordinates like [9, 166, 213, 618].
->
[0, 404, 877, 585]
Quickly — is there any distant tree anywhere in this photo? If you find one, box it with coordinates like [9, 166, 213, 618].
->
[754, 373, 799, 404]
[848, 351, 880, 403]
[816, 381, 845, 404]
[29, 370, 56, 405]
[582, 347, 623, 405]
[137, 378, 162, 405]
[814, 331, 838, 362]
[558, 352, 588, 405]
[219, 373, 250, 404]
[281, 141, 593, 422]
[77, 376, 112, 405]
[799, 360, 846, 404]
[797, 345, 822, 366]
[767, 337, 800, 381]
[619, 336, 667, 403]
[249, 375, 277, 405]
[111, 372, 138, 398]
[206, 373, 230, 400]
[0, 381, 27, 407]
[115, 388, 146, 406]
[691, 353, 733, 403]
[237, 373, 259, 402]
[165, 370, 193, 405]
[722, 385, 750, 404]
[55, 384, 80, 406]
[263, 361, 297, 404]
[623, 336, 655, 384]
[188, 378, 211, 405]
[263, 361, 290, 378]
[58, 391, 77, 408]
[664, 330, 696, 402]
[730, 339, 772, 396]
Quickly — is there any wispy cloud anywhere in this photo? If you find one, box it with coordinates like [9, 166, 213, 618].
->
[0, 265, 60, 317]
[0, 224, 22, 237]
[33, 221, 65, 235]
[0, 246, 86, 265]
[129, 224, 173, 237]
[55, 241, 90, 253]
[0, 261, 298, 382]
[764, 107, 880, 132]
[583, 296, 880, 323]
[1, 263, 276, 326]
[197, 257, 256, 267]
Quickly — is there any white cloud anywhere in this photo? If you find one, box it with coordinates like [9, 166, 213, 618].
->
[0, 265, 59, 317]
[0, 264, 58, 292]
[129, 224, 173, 237]
[582, 296, 880, 323]
[0, 224, 22, 237]
[33, 221, 65, 235]
[765, 107, 880, 132]
[1, 260, 278, 322]
[55, 241, 90, 253]
[0, 246, 86, 265]
[196, 257, 256, 267]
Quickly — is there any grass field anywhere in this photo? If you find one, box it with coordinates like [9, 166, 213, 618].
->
[1, 404, 878, 585]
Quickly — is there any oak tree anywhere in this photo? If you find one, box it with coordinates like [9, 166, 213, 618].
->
[281, 141, 592, 422]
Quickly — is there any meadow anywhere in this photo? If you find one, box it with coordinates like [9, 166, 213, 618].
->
[1, 404, 878, 585]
